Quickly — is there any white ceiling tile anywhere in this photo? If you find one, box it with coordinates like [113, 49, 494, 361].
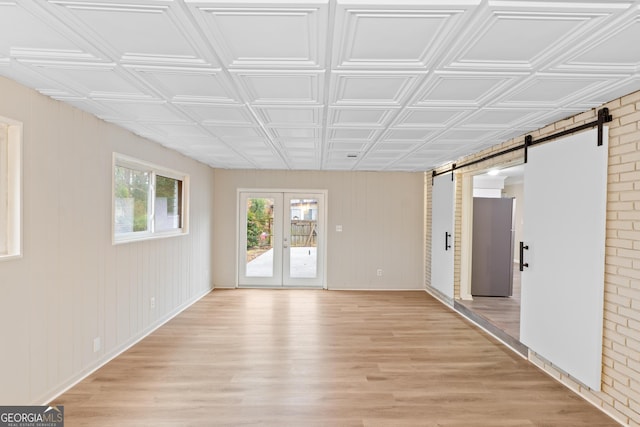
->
[364, 154, 403, 165]
[190, 3, 327, 68]
[24, 63, 148, 99]
[334, 6, 468, 69]
[222, 139, 272, 151]
[287, 147, 319, 156]
[332, 73, 419, 105]
[154, 124, 212, 138]
[463, 16, 581, 64]
[100, 101, 184, 122]
[462, 109, 542, 127]
[499, 75, 612, 107]
[257, 107, 321, 126]
[557, 15, 640, 72]
[329, 108, 393, 127]
[329, 128, 377, 141]
[416, 74, 515, 106]
[373, 142, 418, 151]
[0, 3, 94, 60]
[282, 140, 317, 149]
[271, 128, 319, 138]
[329, 141, 370, 152]
[445, 3, 626, 71]
[204, 125, 263, 138]
[51, 1, 207, 65]
[437, 128, 497, 142]
[394, 109, 467, 127]
[175, 103, 254, 125]
[382, 128, 434, 142]
[134, 69, 237, 103]
[328, 151, 360, 160]
[0, 0, 637, 171]
[234, 71, 323, 103]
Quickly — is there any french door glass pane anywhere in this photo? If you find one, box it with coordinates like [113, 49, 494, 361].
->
[246, 198, 275, 277]
[289, 198, 318, 278]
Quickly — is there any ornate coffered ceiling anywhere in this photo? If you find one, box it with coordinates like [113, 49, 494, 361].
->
[1, 0, 639, 171]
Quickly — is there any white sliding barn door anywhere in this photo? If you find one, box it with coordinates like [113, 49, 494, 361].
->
[431, 173, 455, 300]
[520, 127, 608, 391]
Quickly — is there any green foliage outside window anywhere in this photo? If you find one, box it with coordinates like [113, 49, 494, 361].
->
[247, 198, 271, 249]
[115, 165, 150, 232]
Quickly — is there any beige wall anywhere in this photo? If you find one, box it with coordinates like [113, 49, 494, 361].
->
[0, 76, 215, 405]
[212, 169, 424, 290]
[427, 90, 640, 425]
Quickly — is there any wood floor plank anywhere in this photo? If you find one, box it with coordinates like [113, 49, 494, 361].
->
[53, 290, 618, 426]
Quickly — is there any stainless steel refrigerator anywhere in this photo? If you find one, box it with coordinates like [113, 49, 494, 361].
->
[471, 197, 515, 297]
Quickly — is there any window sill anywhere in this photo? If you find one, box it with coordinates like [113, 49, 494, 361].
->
[0, 253, 23, 262]
[113, 229, 188, 245]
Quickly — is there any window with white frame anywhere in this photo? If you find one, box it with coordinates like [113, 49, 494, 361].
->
[113, 154, 188, 243]
[0, 117, 22, 260]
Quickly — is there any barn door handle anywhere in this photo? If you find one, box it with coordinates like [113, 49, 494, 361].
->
[445, 232, 452, 251]
[519, 241, 529, 271]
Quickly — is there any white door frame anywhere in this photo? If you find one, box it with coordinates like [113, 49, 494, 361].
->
[236, 188, 328, 289]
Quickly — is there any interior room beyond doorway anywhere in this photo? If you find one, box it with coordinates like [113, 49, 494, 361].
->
[456, 164, 524, 352]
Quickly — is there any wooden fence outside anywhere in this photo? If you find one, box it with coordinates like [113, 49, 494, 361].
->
[290, 220, 317, 247]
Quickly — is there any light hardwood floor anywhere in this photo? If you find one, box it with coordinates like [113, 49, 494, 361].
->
[53, 290, 617, 426]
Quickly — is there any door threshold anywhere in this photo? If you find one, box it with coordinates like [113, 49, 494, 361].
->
[237, 286, 324, 290]
[454, 300, 528, 357]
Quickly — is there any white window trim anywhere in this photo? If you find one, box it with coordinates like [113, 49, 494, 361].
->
[112, 153, 189, 245]
[0, 116, 22, 261]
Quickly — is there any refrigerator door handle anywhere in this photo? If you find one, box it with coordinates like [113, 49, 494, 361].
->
[519, 241, 529, 271]
[445, 232, 452, 251]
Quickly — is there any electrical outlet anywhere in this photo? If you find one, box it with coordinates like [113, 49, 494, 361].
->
[150, 297, 156, 309]
[93, 337, 101, 353]
[377, 269, 383, 277]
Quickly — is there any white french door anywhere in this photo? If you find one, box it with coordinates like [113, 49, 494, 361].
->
[520, 127, 608, 391]
[431, 173, 455, 300]
[238, 191, 325, 288]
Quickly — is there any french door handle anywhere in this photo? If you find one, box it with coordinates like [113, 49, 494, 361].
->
[519, 241, 529, 271]
[445, 232, 452, 251]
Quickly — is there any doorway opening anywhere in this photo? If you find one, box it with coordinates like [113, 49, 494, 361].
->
[456, 163, 525, 352]
[238, 190, 327, 289]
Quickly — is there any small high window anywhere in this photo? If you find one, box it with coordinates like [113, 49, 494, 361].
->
[113, 154, 188, 243]
[0, 117, 22, 260]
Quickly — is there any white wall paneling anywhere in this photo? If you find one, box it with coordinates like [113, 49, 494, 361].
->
[213, 169, 424, 290]
[0, 76, 214, 405]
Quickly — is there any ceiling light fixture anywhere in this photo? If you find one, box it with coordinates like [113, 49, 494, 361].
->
[487, 168, 500, 176]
